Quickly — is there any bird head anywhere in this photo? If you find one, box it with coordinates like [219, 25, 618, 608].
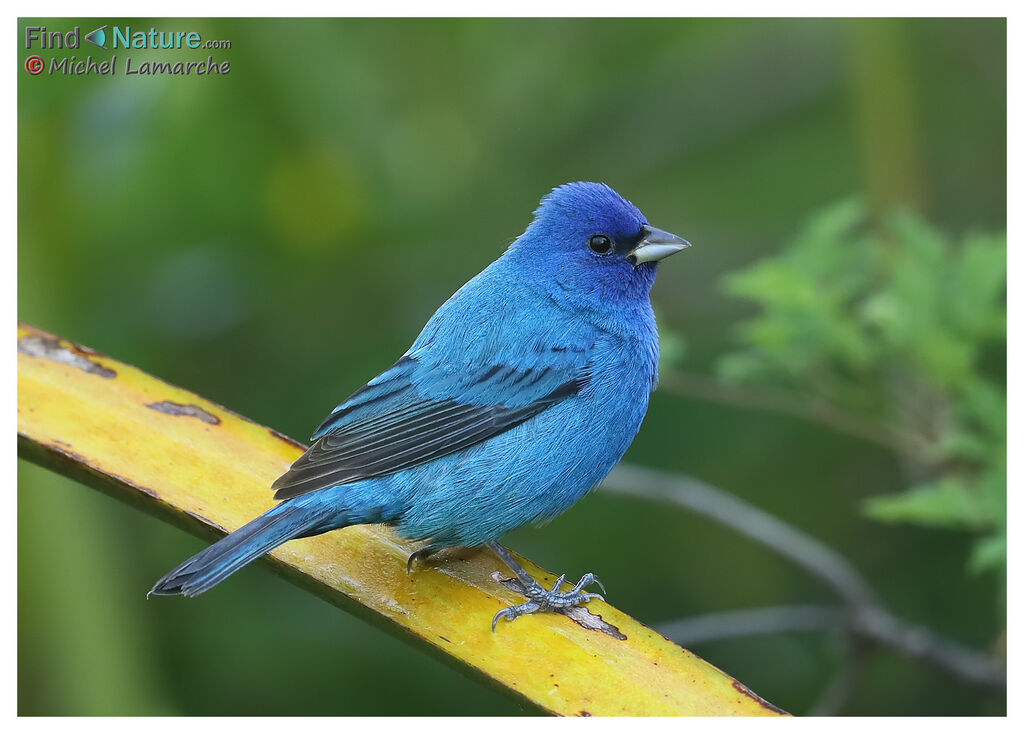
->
[510, 182, 690, 305]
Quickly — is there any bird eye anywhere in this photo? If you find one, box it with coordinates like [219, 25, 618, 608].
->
[588, 234, 612, 255]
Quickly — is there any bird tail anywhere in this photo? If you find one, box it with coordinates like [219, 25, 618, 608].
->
[149, 496, 340, 598]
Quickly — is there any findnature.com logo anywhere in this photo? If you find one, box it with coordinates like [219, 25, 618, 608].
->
[24, 23, 232, 76]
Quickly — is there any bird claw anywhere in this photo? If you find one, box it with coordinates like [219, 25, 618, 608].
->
[491, 570, 607, 630]
[406, 547, 438, 573]
[575, 572, 606, 597]
[491, 600, 542, 631]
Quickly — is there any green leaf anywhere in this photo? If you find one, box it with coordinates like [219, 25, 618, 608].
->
[968, 532, 1006, 574]
[862, 478, 993, 530]
[950, 233, 1007, 337]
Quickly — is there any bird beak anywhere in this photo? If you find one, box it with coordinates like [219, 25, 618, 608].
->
[629, 225, 692, 265]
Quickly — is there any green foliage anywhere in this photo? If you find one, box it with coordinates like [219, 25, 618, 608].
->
[717, 202, 1006, 576]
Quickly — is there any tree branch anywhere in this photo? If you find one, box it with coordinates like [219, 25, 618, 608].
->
[657, 605, 842, 645]
[602, 464, 1006, 692]
[658, 369, 934, 463]
[604, 464, 876, 607]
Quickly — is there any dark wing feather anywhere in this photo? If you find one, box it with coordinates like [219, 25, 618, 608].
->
[271, 358, 587, 501]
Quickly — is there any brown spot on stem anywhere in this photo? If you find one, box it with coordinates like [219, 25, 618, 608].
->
[18, 334, 116, 378]
[267, 427, 307, 451]
[147, 401, 221, 425]
[731, 680, 788, 714]
[42, 439, 89, 465]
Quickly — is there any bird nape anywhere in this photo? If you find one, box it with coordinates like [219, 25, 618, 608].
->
[150, 181, 691, 630]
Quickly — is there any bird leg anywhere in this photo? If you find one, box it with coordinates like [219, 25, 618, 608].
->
[487, 542, 605, 631]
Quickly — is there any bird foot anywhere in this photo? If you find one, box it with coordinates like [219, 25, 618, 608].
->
[484, 542, 624, 639]
[491, 570, 606, 630]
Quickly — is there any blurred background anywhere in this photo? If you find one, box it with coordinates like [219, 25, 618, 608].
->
[18, 18, 1005, 716]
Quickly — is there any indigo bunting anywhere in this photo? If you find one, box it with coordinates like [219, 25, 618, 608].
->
[151, 182, 690, 629]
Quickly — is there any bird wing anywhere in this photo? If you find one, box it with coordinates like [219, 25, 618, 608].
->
[270, 351, 591, 501]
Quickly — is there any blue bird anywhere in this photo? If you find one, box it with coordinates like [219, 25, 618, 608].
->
[150, 182, 691, 628]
